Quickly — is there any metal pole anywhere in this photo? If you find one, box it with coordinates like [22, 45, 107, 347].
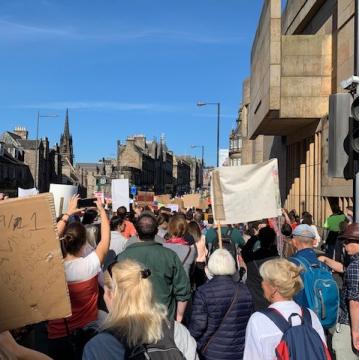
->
[35, 112, 39, 189]
[355, 0, 359, 222]
[217, 103, 220, 167]
[202, 146, 204, 167]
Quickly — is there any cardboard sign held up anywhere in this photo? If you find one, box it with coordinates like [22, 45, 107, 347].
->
[155, 194, 171, 205]
[183, 194, 201, 209]
[199, 198, 209, 210]
[0, 194, 71, 332]
[136, 191, 155, 206]
[171, 198, 184, 209]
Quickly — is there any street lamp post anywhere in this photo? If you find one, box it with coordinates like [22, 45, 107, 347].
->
[197, 101, 220, 167]
[35, 112, 58, 189]
[191, 145, 204, 167]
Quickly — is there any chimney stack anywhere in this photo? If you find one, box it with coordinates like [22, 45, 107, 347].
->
[14, 126, 28, 140]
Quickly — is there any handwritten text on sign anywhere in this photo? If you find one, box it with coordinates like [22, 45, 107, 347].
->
[0, 194, 71, 332]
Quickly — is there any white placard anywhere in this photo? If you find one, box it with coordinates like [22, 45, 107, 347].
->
[112, 179, 129, 212]
[49, 184, 78, 217]
[18, 187, 39, 198]
[166, 204, 179, 212]
[211, 159, 281, 224]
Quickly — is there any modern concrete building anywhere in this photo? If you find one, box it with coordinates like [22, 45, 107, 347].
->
[236, 0, 355, 226]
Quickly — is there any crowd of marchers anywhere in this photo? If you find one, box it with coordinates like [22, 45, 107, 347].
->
[0, 193, 359, 360]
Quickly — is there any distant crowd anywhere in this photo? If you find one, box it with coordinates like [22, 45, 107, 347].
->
[1, 193, 359, 360]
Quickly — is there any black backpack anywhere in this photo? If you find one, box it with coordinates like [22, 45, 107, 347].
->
[208, 227, 238, 267]
[110, 320, 185, 360]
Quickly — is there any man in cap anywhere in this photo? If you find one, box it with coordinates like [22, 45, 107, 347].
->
[289, 224, 320, 306]
[330, 223, 359, 358]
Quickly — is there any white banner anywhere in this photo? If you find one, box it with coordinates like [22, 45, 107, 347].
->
[112, 179, 129, 212]
[49, 184, 78, 217]
[211, 159, 281, 224]
[18, 187, 39, 198]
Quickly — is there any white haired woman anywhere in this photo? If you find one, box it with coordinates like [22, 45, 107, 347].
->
[83, 259, 198, 359]
[189, 249, 253, 360]
[243, 258, 328, 359]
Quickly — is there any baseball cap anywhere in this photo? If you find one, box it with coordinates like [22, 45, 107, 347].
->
[292, 224, 316, 239]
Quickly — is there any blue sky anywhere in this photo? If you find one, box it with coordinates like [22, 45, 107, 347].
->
[0, 0, 271, 166]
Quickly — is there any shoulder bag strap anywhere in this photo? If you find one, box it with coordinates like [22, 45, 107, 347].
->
[292, 256, 311, 271]
[202, 285, 240, 353]
[182, 246, 192, 265]
[258, 308, 290, 333]
[301, 306, 312, 326]
[63, 318, 71, 336]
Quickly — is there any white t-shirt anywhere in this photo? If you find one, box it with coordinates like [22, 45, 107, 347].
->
[64, 251, 101, 283]
[110, 231, 127, 255]
[243, 300, 326, 360]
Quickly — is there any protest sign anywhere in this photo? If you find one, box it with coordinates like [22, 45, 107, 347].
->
[18, 187, 39, 198]
[112, 179, 130, 211]
[183, 194, 201, 209]
[94, 191, 105, 204]
[211, 159, 281, 224]
[49, 184, 78, 217]
[167, 204, 179, 212]
[155, 194, 171, 205]
[136, 191, 155, 206]
[199, 198, 209, 210]
[0, 193, 71, 332]
[171, 198, 184, 209]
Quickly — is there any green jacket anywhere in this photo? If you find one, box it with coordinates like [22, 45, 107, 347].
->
[116, 241, 191, 319]
[205, 226, 245, 248]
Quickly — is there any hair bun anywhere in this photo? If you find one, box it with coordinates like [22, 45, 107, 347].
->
[140, 269, 151, 279]
[64, 234, 74, 242]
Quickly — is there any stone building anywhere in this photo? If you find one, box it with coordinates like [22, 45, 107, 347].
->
[176, 155, 203, 192]
[76, 162, 102, 198]
[229, 114, 242, 166]
[77, 134, 178, 197]
[236, 0, 355, 226]
[1, 127, 62, 193]
[0, 140, 33, 196]
[118, 134, 174, 194]
[118, 135, 156, 191]
[173, 156, 191, 195]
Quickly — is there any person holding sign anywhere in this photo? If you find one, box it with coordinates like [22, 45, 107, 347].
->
[48, 195, 110, 360]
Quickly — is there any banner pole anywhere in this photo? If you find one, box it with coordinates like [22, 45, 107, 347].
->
[217, 221, 223, 249]
[59, 197, 64, 216]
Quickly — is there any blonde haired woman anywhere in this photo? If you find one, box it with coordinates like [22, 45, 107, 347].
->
[243, 258, 327, 360]
[83, 259, 198, 360]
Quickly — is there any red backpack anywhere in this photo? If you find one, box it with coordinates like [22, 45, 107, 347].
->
[259, 307, 331, 360]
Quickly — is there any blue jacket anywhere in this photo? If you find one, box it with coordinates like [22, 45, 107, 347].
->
[189, 276, 253, 360]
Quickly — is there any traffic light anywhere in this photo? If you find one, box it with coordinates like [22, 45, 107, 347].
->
[328, 94, 351, 178]
[343, 95, 359, 180]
